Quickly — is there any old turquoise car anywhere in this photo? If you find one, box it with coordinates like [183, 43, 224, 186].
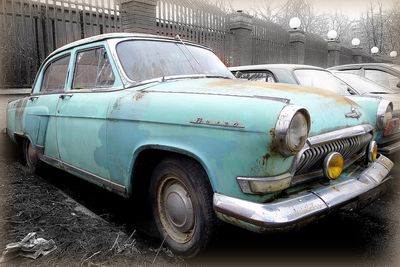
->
[6, 33, 394, 257]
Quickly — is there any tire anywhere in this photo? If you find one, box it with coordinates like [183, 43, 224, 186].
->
[149, 156, 217, 258]
[23, 139, 42, 174]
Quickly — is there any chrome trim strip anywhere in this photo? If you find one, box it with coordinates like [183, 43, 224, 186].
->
[214, 155, 393, 231]
[40, 154, 127, 196]
[379, 140, 400, 154]
[379, 132, 400, 144]
[306, 124, 373, 146]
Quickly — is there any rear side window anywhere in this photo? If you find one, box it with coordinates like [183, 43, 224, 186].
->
[237, 71, 276, 82]
[41, 55, 70, 93]
[73, 47, 115, 89]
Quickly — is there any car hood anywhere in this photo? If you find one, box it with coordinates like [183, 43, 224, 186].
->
[139, 78, 379, 136]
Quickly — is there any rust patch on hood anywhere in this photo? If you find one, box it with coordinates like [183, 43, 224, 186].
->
[208, 79, 360, 107]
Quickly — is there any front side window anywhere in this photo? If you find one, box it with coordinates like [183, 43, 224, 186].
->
[294, 69, 350, 95]
[41, 55, 70, 93]
[73, 47, 115, 89]
[364, 69, 400, 91]
[116, 40, 233, 82]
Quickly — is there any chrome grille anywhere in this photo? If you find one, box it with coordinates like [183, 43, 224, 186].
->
[295, 133, 373, 175]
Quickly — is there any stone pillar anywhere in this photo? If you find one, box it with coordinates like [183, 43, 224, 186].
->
[121, 0, 157, 34]
[352, 47, 363, 64]
[289, 30, 306, 64]
[327, 40, 341, 67]
[228, 11, 253, 66]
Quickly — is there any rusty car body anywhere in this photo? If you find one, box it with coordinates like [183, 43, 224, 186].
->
[6, 34, 394, 257]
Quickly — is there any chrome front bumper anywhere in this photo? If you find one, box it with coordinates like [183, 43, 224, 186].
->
[213, 155, 394, 233]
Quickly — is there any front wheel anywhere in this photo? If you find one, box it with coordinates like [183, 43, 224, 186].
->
[149, 156, 217, 258]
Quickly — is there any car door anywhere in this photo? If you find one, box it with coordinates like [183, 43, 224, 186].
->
[56, 45, 117, 180]
[23, 53, 71, 160]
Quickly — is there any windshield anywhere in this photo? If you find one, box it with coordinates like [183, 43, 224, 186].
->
[334, 72, 396, 94]
[294, 69, 350, 95]
[116, 40, 234, 82]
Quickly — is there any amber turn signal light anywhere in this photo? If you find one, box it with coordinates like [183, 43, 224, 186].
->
[323, 152, 344, 180]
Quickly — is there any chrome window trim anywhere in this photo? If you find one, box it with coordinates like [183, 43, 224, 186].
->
[107, 37, 219, 89]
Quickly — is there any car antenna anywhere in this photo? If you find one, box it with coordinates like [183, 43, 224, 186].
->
[174, 34, 201, 67]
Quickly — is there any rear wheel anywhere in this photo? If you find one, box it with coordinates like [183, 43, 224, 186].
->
[23, 139, 41, 173]
[149, 156, 217, 258]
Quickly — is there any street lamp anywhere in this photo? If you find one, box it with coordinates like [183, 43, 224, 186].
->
[327, 30, 338, 40]
[351, 38, 360, 47]
[371, 46, 379, 54]
[390, 51, 398, 58]
[289, 17, 301, 30]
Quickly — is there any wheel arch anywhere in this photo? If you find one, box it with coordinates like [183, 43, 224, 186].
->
[127, 144, 215, 199]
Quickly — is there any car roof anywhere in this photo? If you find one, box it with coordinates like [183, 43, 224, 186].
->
[328, 63, 398, 70]
[229, 64, 326, 71]
[46, 33, 209, 60]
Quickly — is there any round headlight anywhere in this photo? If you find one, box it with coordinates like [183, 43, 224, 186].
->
[274, 105, 310, 157]
[377, 100, 393, 130]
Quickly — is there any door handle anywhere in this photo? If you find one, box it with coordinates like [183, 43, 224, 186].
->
[59, 94, 73, 100]
[29, 96, 39, 101]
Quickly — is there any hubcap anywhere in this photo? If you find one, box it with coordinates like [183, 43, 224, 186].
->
[157, 176, 195, 243]
[164, 183, 194, 232]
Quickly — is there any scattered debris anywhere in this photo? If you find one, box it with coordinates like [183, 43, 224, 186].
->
[0, 232, 56, 262]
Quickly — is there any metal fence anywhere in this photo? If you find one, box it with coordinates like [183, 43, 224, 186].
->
[156, 0, 230, 64]
[305, 33, 327, 67]
[252, 18, 290, 64]
[0, 0, 121, 88]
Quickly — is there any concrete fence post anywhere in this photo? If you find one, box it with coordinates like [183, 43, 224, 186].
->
[327, 40, 341, 67]
[120, 0, 157, 34]
[289, 30, 306, 64]
[228, 11, 253, 66]
[352, 47, 363, 63]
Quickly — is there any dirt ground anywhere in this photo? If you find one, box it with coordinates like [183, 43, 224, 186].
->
[0, 157, 184, 267]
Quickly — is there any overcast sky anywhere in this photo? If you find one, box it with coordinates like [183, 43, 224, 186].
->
[231, 0, 395, 19]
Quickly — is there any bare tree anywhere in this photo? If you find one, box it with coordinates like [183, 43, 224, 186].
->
[359, 0, 388, 53]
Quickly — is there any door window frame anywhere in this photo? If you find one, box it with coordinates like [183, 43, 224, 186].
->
[66, 41, 123, 93]
[32, 51, 72, 95]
